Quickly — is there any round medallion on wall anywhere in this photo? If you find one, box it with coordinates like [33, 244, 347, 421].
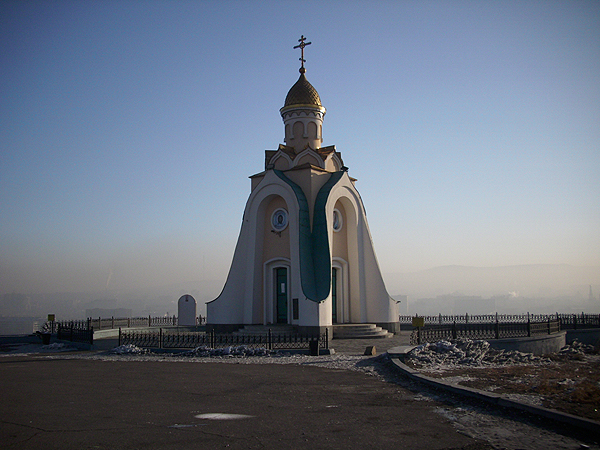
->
[271, 208, 288, 231]
[333, 208, 343, 232]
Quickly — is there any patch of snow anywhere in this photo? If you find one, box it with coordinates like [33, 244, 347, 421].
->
[0, 342, 77, 355]
[195, 413, 254, 420]
[183, 345, 271, 357]
[559, 340, 597, 356]
[110, 344, 147, 355]
[406, 339, 549, 369]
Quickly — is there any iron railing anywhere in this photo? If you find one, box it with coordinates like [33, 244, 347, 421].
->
[57, 322, 94, 345]
[400, 313, 561, 325]
[557, 313, 600, 330]
[410, 318, 561, 345]
[401, 313, 600, 329]
[119, 328, 329, 351]
[45, 315, 207, 333]
[88, 315, 178, 330]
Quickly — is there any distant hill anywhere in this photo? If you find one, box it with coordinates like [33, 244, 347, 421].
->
[384, 264, 600, 299]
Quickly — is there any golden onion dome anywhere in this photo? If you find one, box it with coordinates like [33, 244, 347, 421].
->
[283, 70, 322, 108]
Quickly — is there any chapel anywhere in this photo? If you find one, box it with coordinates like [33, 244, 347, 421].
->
[207, 37, 399, 335]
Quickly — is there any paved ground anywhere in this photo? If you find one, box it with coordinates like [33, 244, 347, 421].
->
[328, 330, 412, 355]
[0, 353, 491, 450]
[2, 332, 596, 450]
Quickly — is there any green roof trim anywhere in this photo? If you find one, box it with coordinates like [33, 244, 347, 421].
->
[274, 170, 344, 302]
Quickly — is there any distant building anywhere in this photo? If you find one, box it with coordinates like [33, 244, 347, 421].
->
[207, 38, 398, 334]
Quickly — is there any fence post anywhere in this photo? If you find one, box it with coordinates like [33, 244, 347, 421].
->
[495, 318, 499, 340]
[325, 328, 329, 349]
[573, 314, 577, 330]
[547, 318, 551, 334]
[159, 328, 163, 349]
[70, 323, 74, 341]
[268, 329, 272, 351]
[98, 317, 102, 330]
[439, 313, 442, 325]
[127, 318, 130, 328]
[527, 316, 531, 337]
[210, 329, 215, 349]
[452, 321, 457, 340]
[149, 315, 152, 327]
[119, 327, 122, 346]
[417, 326, 421, 345]
[87, 317, 91, 331]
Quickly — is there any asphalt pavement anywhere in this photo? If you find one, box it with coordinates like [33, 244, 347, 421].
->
[0, 351, 492, 450]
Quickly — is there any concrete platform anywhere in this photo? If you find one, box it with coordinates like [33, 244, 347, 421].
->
[0, 355, 491, 450]
[328, 331, 412, 355]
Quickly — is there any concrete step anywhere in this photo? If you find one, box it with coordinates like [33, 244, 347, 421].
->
[232, 325, 297, 336]
[332, 324, 394, 339]
[333, 323, 381, 332]
[334, 330, 393, 339]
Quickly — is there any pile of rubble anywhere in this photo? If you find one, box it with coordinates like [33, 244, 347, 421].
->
[110, 344, 149, 355]
[183, 345, 271, 357]
[557, 340, 597, 356]
[110, 344, 271, 357]
[406, 339, 548, 369]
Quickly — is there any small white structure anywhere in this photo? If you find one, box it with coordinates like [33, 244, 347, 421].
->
[207, 38, 398, 334]
[178, 294, 197, 326]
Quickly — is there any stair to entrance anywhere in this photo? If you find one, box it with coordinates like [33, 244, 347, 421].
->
[332, 324, 393, 339]
[232, 325, 297, 337]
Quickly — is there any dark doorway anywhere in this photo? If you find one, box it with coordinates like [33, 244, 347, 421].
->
[276, 268, 288, 324]
[332, 267, 338, 323]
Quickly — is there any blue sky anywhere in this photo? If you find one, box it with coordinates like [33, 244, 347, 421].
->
[1, 1, 599, 297]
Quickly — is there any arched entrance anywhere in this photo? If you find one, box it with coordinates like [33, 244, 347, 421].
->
[275, 267, 288, 323]
[332, 267, 339, 323]
[264, 258, 292, 325]
[332, 258, 348, 324]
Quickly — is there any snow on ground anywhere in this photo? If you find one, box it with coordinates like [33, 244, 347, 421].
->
[556, 339, 597, 356]
[110, 344, 270, 358]
[0, 342, 79, 356]
[405, 338, 550, 371]
[71, 344, 385, 377]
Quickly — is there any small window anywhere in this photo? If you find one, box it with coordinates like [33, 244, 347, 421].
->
[271, 208, 288, 231]
[333, 209, 343, 232]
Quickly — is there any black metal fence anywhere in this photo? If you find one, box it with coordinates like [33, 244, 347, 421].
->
[57, 322, 94, 345]
[557, 313, 600, 329]
[400, 313, 557, 325]
[87, 315, 178, 330]
[401, 313, 600, 329]
[410, 318, 561, 345]
[44, 315, 201, 333]
[118, 328, 329, 351]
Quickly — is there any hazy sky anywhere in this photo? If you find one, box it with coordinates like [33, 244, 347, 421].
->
[1, 1, 599, 297]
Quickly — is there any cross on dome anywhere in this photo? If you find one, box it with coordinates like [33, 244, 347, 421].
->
[293, 35, 311, 73]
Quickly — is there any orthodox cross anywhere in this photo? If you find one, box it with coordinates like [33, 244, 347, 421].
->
[293, 35, 311, 70]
